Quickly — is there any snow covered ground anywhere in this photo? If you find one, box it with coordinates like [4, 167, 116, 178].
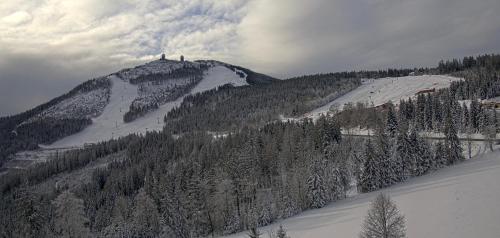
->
[342, 127, 495, 140]
[190, 65, 248, 94]
[307, 75, 461, 119]
[48, 75, 138, 148]
[47, 66, 247, 148]
[225, 144, 500, 238]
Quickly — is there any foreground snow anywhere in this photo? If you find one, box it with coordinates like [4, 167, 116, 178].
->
[225, 145, 500, 238]
[48, 66, 246, 148]
[308, 75, 461, 118]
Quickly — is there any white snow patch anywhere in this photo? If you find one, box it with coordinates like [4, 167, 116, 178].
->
[47, 75, 139, 148]
[190, 66, 248, 94]
[225, 145, 500, 238]
[308, 75, 461, 119]
[483, 96, 500, 103]
[234, 68, 248, 80]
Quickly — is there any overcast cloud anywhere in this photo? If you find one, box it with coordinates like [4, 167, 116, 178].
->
[1, 0, 499, 116]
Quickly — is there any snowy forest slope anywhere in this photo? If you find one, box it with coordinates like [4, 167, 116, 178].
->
[225, 145, 500, 238]
[308, 75, 462, 118]
[0, 58, 279, 168]
[48, 65, 251, 148]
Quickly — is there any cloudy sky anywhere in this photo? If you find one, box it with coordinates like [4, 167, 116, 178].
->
[1, 0, 500, 116]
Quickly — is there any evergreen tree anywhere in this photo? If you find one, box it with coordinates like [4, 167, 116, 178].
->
[326, 166, 349, 201]
[479, 108, 488, 133]
[415, 94, 426, 131]
[433, 142, 447, 169]
[53, 191, 90, 238]
[376, 127, 395, 188]
[470, 99, 480, 131]
[386, 105, 398, 137]
[358, 140, 381, 193]
[413, 136, 432, 176]
[184, 163, 211, 236]
[14, 187, 46, 238]
[444, 107, 464, 164]
[432, 93, 442, 130]
[160, 181, 189, 238]
[424, 94, 433, 130]
[483, 109, 497, 152]
[306, 160, 328, 208]
[394, 129, 410, 182]
[406, 129, 419, 176]
[102, 197, 133, 238]
[131, 188, 161, 237]
[461, 103, 470, 132]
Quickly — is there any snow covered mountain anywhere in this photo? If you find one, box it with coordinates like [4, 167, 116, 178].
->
[17, 58, 276, 148]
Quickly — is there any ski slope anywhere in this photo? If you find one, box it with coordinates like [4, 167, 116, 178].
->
[191, 65, 248, 94]
[308, 75, 461, 118]
[225, 145, 500, 238]
[48, 75, 138, 148]
[47, 66, 248, 148]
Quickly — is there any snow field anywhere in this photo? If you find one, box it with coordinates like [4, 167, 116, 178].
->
[48, 75, 138, 148]
[190, 66, 248, 94]
[308, 75, 462, 119]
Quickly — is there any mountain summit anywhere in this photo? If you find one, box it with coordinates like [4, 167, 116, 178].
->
[8, 58, 276, 149]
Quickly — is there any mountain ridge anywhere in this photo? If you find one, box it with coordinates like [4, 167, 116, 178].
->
[0, 58, 278, 163]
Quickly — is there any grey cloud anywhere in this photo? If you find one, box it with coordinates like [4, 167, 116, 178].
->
[0, 52, 136, 117]
[238, 0, 500, 77]
[1, 0, 500, 115]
